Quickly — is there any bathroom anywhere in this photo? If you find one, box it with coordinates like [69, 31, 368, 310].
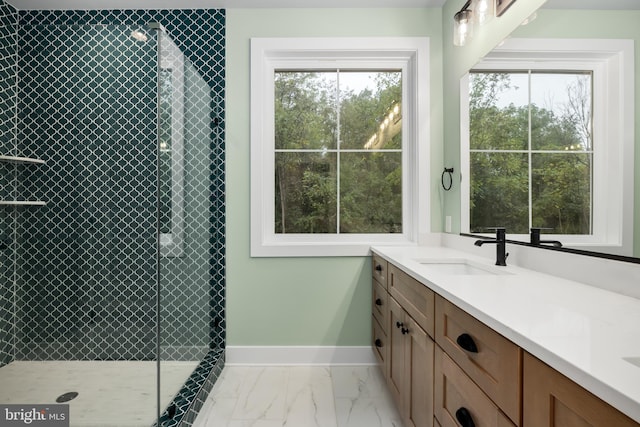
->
[1, 0, 639, 426]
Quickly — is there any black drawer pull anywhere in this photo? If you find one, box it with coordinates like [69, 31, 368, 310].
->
[375, 339, 383, 348]
[456, 333, 478, 353]
[455, 407, 476, 427]
[375, 298, 382, 306]
[401, 327, 409, 335]
[375, 264, 383, 272]
[396, 321, 404, 329]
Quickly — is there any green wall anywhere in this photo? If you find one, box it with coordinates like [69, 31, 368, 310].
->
[226, 8, 442, 346]
[510, 9, 640, 257]
[226, 2, 545, 347]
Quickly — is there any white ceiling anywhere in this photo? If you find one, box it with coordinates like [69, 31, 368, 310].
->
[6, 0, 640, 11]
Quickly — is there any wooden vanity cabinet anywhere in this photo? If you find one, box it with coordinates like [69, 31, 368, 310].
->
[371, 253, 640, 427]
[523, 352, 640, 427]
[372, 255, 435, 427]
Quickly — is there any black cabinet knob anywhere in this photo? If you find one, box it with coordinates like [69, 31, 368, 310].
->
[396, 321, 404, 329]
[401, 327, 409, 335]
[456, 333, 479, 353]
[375, 264, 383, 272]
[375, 298, 382, 306]
[375, 339, 383, 348]
[455, 407, 476, 427]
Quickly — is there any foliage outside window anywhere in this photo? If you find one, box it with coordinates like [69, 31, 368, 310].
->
[251, 37, 429, 257]
[468, 70, 593, 235]
[274, 70, 402, 234]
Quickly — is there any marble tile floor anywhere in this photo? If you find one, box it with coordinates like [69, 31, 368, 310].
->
[193, 366, 405, 427]
[0, 360, 199, 427]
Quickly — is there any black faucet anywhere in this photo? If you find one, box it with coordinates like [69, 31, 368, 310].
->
[530, 228, 563, 247]
[474, 228, 508, 266]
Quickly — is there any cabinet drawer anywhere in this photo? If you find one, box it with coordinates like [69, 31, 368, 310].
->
[435, 296, 521, 424]
[372, 316, 388, 376]
[372, 279, 388, 332]
[435, 346, 515, 427]
[388, 264, 435, 338]
[372, 254, 388, 288]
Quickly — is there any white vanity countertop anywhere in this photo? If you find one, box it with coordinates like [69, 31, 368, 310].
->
[371, 245, 640, 423]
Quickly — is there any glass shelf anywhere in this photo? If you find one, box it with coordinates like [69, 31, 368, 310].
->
[0, 201, 47, 206]
[0, 155, 45, 165]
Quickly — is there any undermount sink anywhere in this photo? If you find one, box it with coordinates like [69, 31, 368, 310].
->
[415, 259, 511, 276]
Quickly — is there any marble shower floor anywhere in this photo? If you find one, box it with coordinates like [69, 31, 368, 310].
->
[0, 360, 199, 427]
[193, 366, 405, 427]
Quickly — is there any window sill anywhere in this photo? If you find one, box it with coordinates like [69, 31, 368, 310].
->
[251, 235, 417, 257]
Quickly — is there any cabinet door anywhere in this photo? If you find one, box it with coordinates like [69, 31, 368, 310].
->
[388, 296, 406, 410]
[523, 352, 639, 427]
[404, 315, 434, 427]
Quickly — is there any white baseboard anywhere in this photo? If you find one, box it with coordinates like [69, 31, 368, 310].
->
[225, 346, 377, 366]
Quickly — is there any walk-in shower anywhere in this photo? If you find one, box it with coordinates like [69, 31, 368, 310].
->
[0, 8, 225, 426]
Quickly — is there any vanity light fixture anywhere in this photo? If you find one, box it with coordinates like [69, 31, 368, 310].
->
[454, 0, 496, 47]
[453, 1, 474, 47]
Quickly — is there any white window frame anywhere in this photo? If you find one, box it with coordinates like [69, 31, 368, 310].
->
[251, 37, 430, 257]
[461, 38, 634, 256]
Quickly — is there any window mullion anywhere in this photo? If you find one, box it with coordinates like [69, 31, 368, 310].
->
[336, 69, 341, 235]
[527, 70, 533, 231]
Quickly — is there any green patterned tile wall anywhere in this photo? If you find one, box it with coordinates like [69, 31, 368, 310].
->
[16, 23, 159, 360]
[3, 8, 225, 362]
[0, 0, 16, 368]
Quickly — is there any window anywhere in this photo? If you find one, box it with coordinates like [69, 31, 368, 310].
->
[275, 70, 402, 234]
[468, 70, 593, 235]
[461, 39, 634, 255]
[251, 38, 430, 257]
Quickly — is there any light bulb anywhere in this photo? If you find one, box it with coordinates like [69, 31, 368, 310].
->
[473, 0, 493, 26]
[453, 10, 474, 47]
